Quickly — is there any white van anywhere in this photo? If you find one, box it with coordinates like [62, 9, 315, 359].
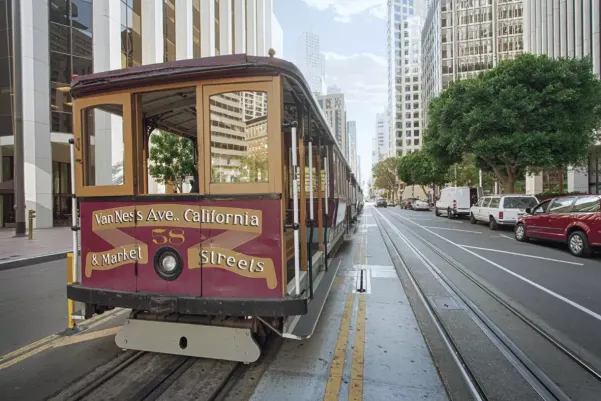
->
[469, 194, 539, 229]
[435, 186, 483, 218]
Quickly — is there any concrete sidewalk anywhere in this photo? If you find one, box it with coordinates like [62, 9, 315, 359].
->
[0, 227, 75, 270]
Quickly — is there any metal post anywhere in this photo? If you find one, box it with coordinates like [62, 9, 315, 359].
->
[69, 139, 79, 283]
[479, 169, 483, 187]
[308, 139, 314, 299]
[324, 150, 329, 272]
[27, 209, 35, 239]
[66, 253, 76, 329]
[291, 125, 300, 296]
[494, 181, 499, 194]
[11, 0, 25, 236]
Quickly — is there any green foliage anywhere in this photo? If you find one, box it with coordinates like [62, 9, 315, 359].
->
[148, 131, 196, 193]
[424, 54, 601, 193]
[397, 151, 447, 188]
[372, 157, 400, 200]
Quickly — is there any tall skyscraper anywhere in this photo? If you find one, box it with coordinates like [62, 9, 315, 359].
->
[373, 113, 388, 167]
[317, 94, 347, 160]
[388, 0, 424, 157]
[296, 31, 326, 94]
[523, 0, 601, 195]
[422, 0, 524, 128]
[0, 0, 282, 228]
[347, 121, 357, 174]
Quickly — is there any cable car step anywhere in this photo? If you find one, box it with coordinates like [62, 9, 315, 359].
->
[115, 319, 261, 363]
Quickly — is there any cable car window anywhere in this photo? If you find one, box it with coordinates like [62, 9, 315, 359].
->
[209, 91, 268, 184]
[82, 104, 124, 186]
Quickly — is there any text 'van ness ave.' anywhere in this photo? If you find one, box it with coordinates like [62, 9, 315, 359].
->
[93, 207, 262, 228]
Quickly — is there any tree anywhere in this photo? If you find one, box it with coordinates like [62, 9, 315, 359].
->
[425, 54, 601, 193]
[397, 151, 446, 195]
[373, 158, 400, 201]
[148, 131, 196, 193]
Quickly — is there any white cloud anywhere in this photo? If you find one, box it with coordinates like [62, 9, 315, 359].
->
[301, 0, 386, 23]
[324, 52, 388, 108]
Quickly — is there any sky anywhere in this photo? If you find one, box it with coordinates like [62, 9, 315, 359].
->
[273, 0, 388, 185]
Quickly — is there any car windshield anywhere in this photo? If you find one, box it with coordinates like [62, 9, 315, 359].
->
[503, 197, 538, 209]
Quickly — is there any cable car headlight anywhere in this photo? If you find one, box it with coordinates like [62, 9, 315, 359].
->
[153, 247, 183, 281]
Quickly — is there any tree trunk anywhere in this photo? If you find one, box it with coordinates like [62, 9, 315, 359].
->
[557, 166, 565, 194]
[504, 174, 516, 193]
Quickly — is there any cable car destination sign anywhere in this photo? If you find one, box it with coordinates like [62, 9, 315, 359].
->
[84, 203, 277, 290]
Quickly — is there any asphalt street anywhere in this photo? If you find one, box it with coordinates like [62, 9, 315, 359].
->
[377, 206, 601, 374]
[0, 259, 68, 356]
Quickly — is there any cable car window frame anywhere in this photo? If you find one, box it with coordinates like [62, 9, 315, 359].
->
[200, 78, 282, 195]
[73, 92, 134, 197]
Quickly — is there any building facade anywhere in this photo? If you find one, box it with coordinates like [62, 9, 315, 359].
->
[317, 93, 347, 161]
[421, 0, 524, 129]
[372, 112, 388, 167]
[524, 0, 601, 194]
[295, 31, 326, 94]
[388, 0, 423, 157]
[0, 0, 282, 228]
[347, 120, 357, 175]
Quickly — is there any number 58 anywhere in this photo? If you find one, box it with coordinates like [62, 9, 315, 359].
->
[152, 229, 185, 245]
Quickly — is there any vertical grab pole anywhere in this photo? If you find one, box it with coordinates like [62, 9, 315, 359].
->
[324, 149, 329, 272]
[308, 138, 314, 299]
[291, 124, 301, 296]
[68, 138, 79, 326]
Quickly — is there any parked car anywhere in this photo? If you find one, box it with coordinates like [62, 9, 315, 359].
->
[470, 194, 539, 230]
[376, 198, 387, 208]
[515, 194, 601, 257]
[401, 198, 416, 209]
[412, 199, 431, 211]
[435, 186, 483, 218]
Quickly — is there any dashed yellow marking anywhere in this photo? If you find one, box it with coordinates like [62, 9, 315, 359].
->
[349, 295, 366, 401]
[324, 292, 354, 400]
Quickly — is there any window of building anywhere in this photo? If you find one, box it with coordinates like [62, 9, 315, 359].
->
[214, 0, 220, 55]
[121, 0, 142, 67]
[49, 0, 93, 133]
[193, 0, 201, 57]
[163, 0, 176, 61]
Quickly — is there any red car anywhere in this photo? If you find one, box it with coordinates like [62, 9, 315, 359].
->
[514, 194, 601, 257]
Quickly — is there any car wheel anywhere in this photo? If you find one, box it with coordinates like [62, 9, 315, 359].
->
[489, 216, 498, 230]
[515, 223, 528, 242]
[435, 207, 440, 217]
[568, 230, 592, 257]
[470, 213, 477, 224]
[447, 208, 452, 219]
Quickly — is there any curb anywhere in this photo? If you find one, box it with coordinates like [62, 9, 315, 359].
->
[0, 251, 70, 271]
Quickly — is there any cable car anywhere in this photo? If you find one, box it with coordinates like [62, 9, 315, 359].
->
[66, 54, 363, 362]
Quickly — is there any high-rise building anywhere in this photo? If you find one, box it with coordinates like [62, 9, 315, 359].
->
[0, 0, 282, 228]
[388, 0, 424, 157]
[373, 112, 388, 166]
[422, 0, 524, 128]
[295, 31, 326, 94]
[347, 121, 357, 174]
[524, 0, 601, 194]
[317, 93, 347, 160]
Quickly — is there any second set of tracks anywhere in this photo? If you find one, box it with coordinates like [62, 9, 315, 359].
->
[372, 207, 601, 401]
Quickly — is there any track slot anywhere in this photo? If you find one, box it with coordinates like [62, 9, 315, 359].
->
[353, 268, 371, 294]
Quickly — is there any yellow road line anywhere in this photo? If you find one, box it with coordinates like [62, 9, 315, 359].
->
[349, 295, 366, 401]
[324, 292, 354, 400]
[0, 333, 59, 364]
[0, 326, 121, 371]
[0, 308, 127, 370]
